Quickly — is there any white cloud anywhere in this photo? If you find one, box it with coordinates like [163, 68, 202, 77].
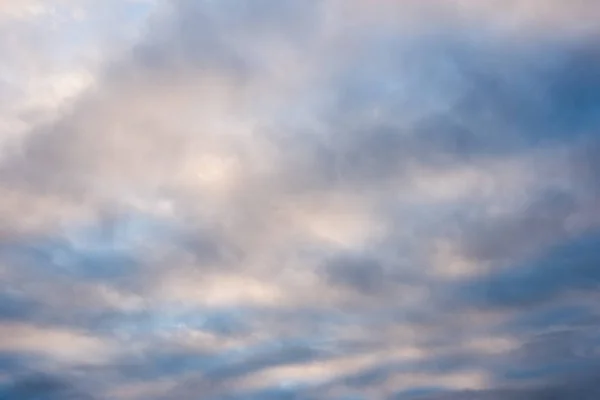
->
[0, 322, 118, 365]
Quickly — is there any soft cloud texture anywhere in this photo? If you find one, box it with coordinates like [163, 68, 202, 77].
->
[1, 1, 600, 399]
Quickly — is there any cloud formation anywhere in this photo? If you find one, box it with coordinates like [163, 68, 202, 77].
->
[1, 1, 600, 399]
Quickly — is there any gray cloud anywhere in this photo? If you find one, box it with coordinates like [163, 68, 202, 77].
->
[460, 230, 600, 309]
[323, 253, 386, 295]
[0, 374, 95, 400]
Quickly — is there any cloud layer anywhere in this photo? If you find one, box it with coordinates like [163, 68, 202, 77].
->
[1, 1, 600, 399]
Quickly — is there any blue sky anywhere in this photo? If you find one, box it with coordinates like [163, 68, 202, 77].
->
[1, 1, 600, 399]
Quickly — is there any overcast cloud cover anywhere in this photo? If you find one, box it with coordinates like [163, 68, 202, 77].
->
[1, 0, 600, 399]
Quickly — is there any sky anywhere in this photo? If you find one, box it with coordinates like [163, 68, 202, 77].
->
[1, 1, 600, 399]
